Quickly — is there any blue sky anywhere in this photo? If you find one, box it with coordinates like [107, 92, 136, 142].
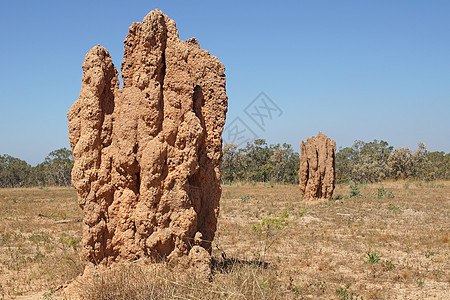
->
[0, 0, 449, 165]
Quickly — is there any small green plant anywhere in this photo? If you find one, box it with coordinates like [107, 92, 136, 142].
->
[427, 182, 444, 188]
[417, 277, 425, 287]
[403, 182, 410, 189]
[364, 251, 382, 265]
[336, 284, 363, 300]
[1, 233, 11, 245]
[28, 232, 52, 245]
[240, 195, 250, 203]
[293, 285, 302, 296]
[259, 280, 270, 291]
[33, 247, 45, 263]
[297, 208, 307, 217]
[387, 203, 402, 214]
[377, 185, 386, 200]
[59, 234, 81, 251]
[42, 288, 57, 299]
[309, 280, 326, 294]
[415, 182, 423, 188]
[289, 277, 303, 296]
[251, 209, 289, 264]
[349, 182, 361, 198]
[382, 260, 396, 271]
[425, 250, 435, 259]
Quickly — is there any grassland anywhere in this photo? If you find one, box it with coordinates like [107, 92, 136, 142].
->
[0, 181, 448, 299]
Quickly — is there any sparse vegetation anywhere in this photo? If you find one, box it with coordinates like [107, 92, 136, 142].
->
[335, 140, 449, 183]
[364, 251, 382, 265]
[349, 182, 362, 198]
[336, 284, 364, 300]
[425, 250, 435, 259]
[381, 260, 396, 271]
[417, 277, 425, 288]
[250, 209, 290, 266]
[377, 185, 387, 200]
[0, 182, 448, 298]
[240, 195, 250, 203]
[1, 139, 448, 188]
[0, 187, 83, 297]
[387, 203, 402, 214]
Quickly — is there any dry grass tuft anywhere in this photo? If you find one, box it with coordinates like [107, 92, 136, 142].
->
[71, 259, 290, 300]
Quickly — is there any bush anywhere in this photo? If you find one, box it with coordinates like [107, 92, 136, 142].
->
[349, 182, 361, 198]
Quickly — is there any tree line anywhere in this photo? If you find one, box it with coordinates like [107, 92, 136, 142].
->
[336, 140, 449, 183]
[0, 148, 73, 188]
[222, 139, 449, 184]
[222, 139, 300, 184]
[0, 140, 448, 188]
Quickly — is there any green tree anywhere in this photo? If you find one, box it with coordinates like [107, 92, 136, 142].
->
[241, 139, 274, 182]
[412, 143, 433, 180]
[335, 146, 354, 183]
[42, 148, 73, 186]
[426, 151, 450, 180]
[336, 140, 393, 183]
[269, 143, 299, 183]
[27, 162, 47, 186]
[388, 147, 414, 179]
[221, 140, 300, 184]
[0, 155, 31, 187]
[222, 143, 240, 182]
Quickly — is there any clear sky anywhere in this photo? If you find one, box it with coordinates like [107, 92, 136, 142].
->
[0, 0, 449, 165]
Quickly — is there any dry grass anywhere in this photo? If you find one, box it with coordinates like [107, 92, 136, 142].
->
[0, 181, 449, 299]
[68, 259, 290, 300]
[0, 187, 84, 299]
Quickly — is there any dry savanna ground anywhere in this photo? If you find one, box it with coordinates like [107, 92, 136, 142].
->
[0, 181, 448, 299]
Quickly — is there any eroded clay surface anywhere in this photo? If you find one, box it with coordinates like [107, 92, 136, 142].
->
[68, 9, 227, 266]
[299, 132, 336, 200]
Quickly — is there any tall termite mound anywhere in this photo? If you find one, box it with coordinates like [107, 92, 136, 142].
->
[299, 132, 336, 200]
[68, 9, 228, 268]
